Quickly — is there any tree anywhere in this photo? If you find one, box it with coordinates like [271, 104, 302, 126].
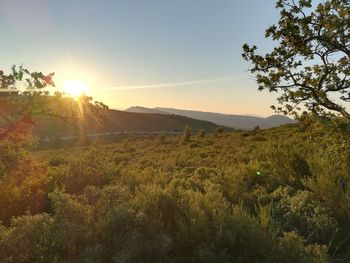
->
[183, 126, 191, 142]
[242, 0, 350, 118]
[216, 126, 224, 134]
[0, 65, 108, 141]
[0, 65, 54, 140]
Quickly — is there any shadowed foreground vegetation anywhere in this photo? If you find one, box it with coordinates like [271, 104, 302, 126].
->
[0, 120, 350, 262]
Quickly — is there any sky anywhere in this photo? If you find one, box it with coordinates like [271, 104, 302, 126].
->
[0, 0, 281, 116]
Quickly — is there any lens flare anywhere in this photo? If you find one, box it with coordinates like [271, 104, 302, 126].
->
[62, 79, 89, 98]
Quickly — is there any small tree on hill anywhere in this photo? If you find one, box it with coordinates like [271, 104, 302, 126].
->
[242, 0, 350, 118]
[216, 126, 224, 134]
[183, 126, 191, 142]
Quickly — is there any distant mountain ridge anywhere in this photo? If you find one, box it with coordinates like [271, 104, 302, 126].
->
[125, 106, 296, 130]
[125, 106, 166, 115]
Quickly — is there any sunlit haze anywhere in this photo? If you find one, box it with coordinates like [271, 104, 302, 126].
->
[61, 79, 90, 98]
[0, 0, 280, 116]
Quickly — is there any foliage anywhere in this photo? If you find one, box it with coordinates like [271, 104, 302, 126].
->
[0, 121, 349, 261]
[216, 126, 224, 134]
[198, 129, 206, 138]
[0, 65, 108, 142]
[183, 126, 191, 143]
[242, 0, 350, 118]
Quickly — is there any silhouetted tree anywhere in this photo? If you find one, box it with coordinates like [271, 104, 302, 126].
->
[0, 65, 108, 141]
[242, 0, 350, 118]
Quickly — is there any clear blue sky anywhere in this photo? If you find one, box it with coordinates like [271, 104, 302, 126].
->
[0, 0, 280, 116]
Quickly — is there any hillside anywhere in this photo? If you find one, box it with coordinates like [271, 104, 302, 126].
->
[0, 97, 224, 138]
[35, 110, 227, 137]
[125, 106, 296, 130]
[1, 123, 349, 262]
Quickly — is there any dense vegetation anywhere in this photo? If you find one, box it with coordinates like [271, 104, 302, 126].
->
[0, 118, 349, 262]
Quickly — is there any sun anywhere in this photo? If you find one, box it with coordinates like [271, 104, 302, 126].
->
[62, 79, 90, 98]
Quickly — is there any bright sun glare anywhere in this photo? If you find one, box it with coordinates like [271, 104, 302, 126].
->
[62, 79, 89, 98]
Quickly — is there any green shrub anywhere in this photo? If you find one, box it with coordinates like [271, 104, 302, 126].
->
[183, 126, 191, 143]
[216, 126, 224, 134]
[0, 214, 56, 263]
[271, 187, 338, 245]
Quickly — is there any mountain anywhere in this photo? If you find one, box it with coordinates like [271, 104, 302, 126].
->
[125, 106, 167, 115]
[125, 106, 296, 130]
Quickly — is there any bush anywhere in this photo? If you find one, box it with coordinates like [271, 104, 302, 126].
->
[216, 126, 224, 134]
[198, 129, 206, 138]
[271, 187, 338, 245]
[0, 214, 56, 263]
[183, 126, 191, 143]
